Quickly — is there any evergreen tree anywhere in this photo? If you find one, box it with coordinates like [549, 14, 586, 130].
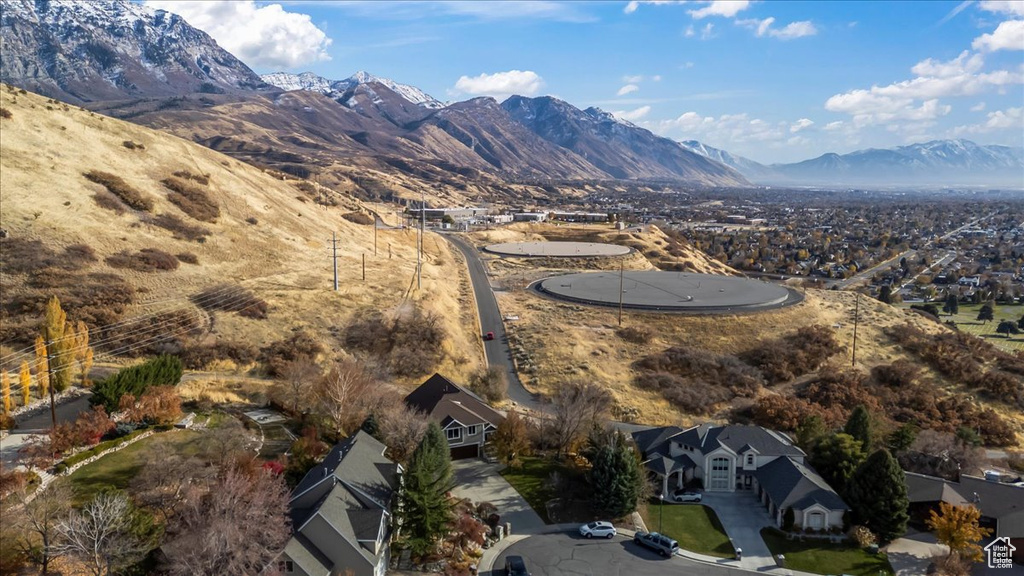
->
[91, 355, 183, 412]
[877, 285, 892, 304]
[795, 414, 827, 452]
[809, 433, 865, 495]
[846, 449, 909, 544]
[886, 423, 917, 453]
[1018, 314, 1024, 330]
[996, 320, 1019, 338]
[844, 405, 873, 452]
[943, 294, 959, 316]
[19, 361, 32, 407]
[360, 413, 380, 438]
[399, 421, 454, 555]
[588, 431, 643, 519]
[976, 303, 994, 324]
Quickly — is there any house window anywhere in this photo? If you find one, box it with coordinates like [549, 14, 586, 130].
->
[278, 560, 294, 573]
[746, 454, 754, 466]
[808, 512, 825, 530]
[468, 425, 479, 436]
[709, 457, 730, 490]
[446, 428, 462, 442]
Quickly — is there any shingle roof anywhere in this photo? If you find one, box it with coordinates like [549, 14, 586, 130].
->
[906, 473, 1024, 522]
[282, 533, 332, 576]
[405, 373, 504, 428]
[292, 430, 397, 507]
[643, 453, 696, 476]
[753, 457, 847, 511]
[633, 424, 804, 459]
[632, 426, 684, 456]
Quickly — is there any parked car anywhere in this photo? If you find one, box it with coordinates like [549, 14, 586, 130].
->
[633, 531, 679, 557]
[672, 489, 702, 503]
[484, 331, 495, 341]
[579, 521, 617, 539]
[504, 555, 531, 576]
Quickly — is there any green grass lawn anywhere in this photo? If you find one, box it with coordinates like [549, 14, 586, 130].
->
[62, 429, 200, 504]
[641, 501, 734, 558]
[761, 528, 894, 576]
[903, 302, 1024, 353]
[499, 456, 556, 523]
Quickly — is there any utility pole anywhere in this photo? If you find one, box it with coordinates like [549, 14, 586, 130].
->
[618, 260, 625, 326]
[417, 191, 424, 290]
[44, 336, 57, 433]
[362, 253, 366, 282]
[332, 231, 338, 291]
[374, 217, 378, 256]
[851, 292, 860, 367]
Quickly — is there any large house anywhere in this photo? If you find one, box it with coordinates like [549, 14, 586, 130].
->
[275, 431, 400, 576]
[906, 472, 1024, 562]
[633, 424, 848, 530]
[405, 373, 504, 460]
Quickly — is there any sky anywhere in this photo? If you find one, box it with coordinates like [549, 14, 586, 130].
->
[142, 1, 1024, 164]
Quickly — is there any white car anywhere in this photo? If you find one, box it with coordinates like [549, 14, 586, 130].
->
[579, 521, 617, 539]
[673, 490, 702, 503]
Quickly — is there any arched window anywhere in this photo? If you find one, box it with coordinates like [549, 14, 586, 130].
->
[709, 457, 730, 490]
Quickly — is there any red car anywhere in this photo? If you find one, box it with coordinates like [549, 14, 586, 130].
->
[484, 331, 495, 341]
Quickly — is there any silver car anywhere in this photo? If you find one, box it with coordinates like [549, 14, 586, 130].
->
[579, 521, 617, 539]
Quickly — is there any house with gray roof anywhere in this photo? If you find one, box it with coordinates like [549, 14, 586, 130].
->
[273, 431, 399, 576]
[405, 373, 504, 460]
[633, 424, 847, 530]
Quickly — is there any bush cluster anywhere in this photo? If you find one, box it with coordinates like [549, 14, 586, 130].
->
[634, 345, 764, 415]
[741, 325, 844, 385]
[616, 326, 653, 344]
[97, 309, 202, 358]
[180, 341, 258, 370]
[122, 140, 145, 150]
[176, 252, 199, 265]
[149, 213, 210, 242]
[161, 177, 220, 222]
[342, 211, 374, 225]
[90, 354, 183, 412]
[190, 284, 269, 320]
[345, 309, 447, 378]
[171, 170, 210, 185]
[83, 170, 153, 211]
[106, 248, 180, 272]
[260, 332, 324, 377]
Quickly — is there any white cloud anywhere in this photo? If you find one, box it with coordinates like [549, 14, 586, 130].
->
[979, 1, 1024, 16]
[790, 118, 814, 132]
[824, 50, 1024, 126]
[623, 74, 645, 83]
[652, 75, 663, 81]
[701, 23, 716, 39]
[646, 111, 793, 144]
[953, 106, 1023, 133]
[145, 1, 331, 69]
[971, 101, 987, 111]
[737, 17, 818, 39]
[617, 84, 640, 96]
[612, 105, 652, 121]
[452, 70, 544, 99]
[683, 61, 695, 68]
[972, 20, 1024, 52]
[684, 24, 696, 37]
[689, 1, 751, 19]
[624, 1, 688, 15]
[823, 121, 846, 131]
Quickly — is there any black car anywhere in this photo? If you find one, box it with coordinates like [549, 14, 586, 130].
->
[505, 555, 531, 576]
[633, 531, 680, 557]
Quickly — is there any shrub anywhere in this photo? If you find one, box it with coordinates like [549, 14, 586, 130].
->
[161, 177, 219, 222]
[176, 252, 199, 265]
[190, 284, 269, 319]
[97, 309, 201, 357]
[975, 370, 1024, 408]
[149, 213, 210, 242]
[92, 191, 127, 214]
[871, 360, 921, 388]
[467, 367, 506, 403]
[171, 170, 210, 185]
[741, 325, 843, 385]
[122, 140, 145, 150]
[245, 216, 258, 225]
[342, 211, 374, 225]
[344, 309, 448, 378]
[260, 332, 324, 377]
[617, 326, 653, 344]
[83, 170, 153, 211]
[90, 354, 183, 413]
[0, 107, 11, 119]
[106, 248, 180, 272]
[180, 341, 259, 370]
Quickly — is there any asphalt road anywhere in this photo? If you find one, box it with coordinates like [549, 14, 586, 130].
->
[490, 533, 752, 576]
[444, 234, 542, 410]
[13, 393, 94, 433]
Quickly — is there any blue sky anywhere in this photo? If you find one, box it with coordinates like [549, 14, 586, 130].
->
[145, 1, 1024, 164]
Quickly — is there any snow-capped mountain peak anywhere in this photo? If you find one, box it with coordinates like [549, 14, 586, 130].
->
[261, 70, 443, 109]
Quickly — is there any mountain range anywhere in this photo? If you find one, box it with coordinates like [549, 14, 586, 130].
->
[680, 139, 1024, 187]
[1, 0, 1019, 190]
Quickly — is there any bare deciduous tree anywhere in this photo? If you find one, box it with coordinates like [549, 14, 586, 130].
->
[551, 380, 612, 458]
[198, 419, 254, 465]
[316, 359, 373, 438]
[272, 357, 321, 415]
[133, 452, 213, 522]
[53, 491, 153, 576]
[15, 482, 73, 574]
[376, 400, 428, 462]
[162, 467, 290, 576]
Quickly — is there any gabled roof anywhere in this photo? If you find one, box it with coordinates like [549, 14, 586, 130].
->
[633, 424, 804, 459]
[291, 430, 398, 507]
[643, 453, 696, 476]
[281, 533, 331, 576]
[405, 373, 504, 429]
[753, 457, 847, 511]
[632, 426, 684, 457]
[906, 472, 1024, 522]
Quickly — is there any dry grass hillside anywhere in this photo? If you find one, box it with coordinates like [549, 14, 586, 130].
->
[0, 85, 482, 386]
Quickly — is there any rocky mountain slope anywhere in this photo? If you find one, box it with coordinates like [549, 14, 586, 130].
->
[679, 140, 779, 181]
[263, 70, 444, 109]
[0, 0, 269, 104]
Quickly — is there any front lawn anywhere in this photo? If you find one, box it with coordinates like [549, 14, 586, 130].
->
[641, 501, 734, 558]
[499, 456, 556, 523]
[761, 528, 894, 576]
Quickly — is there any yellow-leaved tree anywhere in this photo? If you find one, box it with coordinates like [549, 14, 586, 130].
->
[19, 360, 32, 407]
[75, 321, 93, 386]
[2, 371, 11, 414]
[926, 501, 992, 564]
[34, 335, 50, 397]
[42, 296, 74, 392]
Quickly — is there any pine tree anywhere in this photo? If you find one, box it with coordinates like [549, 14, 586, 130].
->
[846, 449, 909, 544]
[399, 421, 454, 555]
[34, 336, 50, 398]
[976, 303, 994, 324]
[42, 297, 73, 392]
[493, 409, 530, 469]
[844, 405, 873, 452]
[588, 431, 643, 519]
[943, 294, 959, 316]
[360, 413, 380, 438]
[2, 371, 11, 414]
[809, 433, 866, 495]
[19, 361, 32, 407]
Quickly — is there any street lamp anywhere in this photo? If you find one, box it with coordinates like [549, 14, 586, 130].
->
[659, 493, 664, 533]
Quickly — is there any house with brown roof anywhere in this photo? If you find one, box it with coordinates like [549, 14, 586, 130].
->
[273, 431, 399, 576]
[404, 373, 504, 460]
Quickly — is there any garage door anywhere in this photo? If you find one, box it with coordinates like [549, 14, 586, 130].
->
[450, 445, 479, 460]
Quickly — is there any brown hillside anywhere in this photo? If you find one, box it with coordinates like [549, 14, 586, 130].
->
[0, 85, 482, 384]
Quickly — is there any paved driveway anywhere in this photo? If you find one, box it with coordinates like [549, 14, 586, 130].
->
[701, 491, 777, 571]
[451, 459, 546, 535]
